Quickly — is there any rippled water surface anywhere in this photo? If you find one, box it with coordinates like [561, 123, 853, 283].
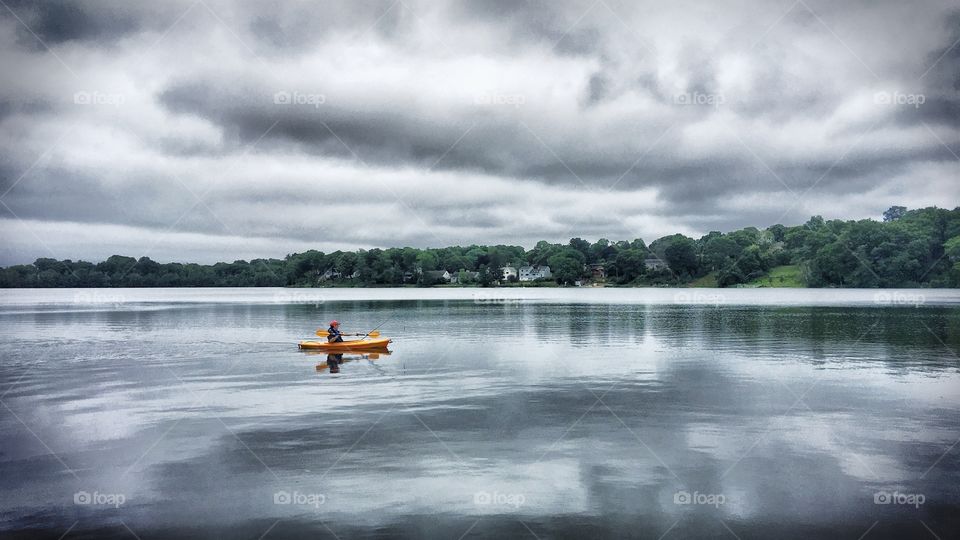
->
[1, 288, 959, 539]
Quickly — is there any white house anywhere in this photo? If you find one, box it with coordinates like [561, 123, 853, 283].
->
[423, 270, 452, 283]
[501, 266, 518, 281]
[519, 265, 551, 281]
[644, 257, 669, 271]
[320, 268, 341, 281]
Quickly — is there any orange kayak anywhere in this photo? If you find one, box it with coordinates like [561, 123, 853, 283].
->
[298, 337, 392, 351]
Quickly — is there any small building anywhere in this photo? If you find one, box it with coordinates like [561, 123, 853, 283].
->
[519, 265, 552, 281]
[319, 268, 341, 281]
[587, 263, 606, 279]
[644, 257, 669, 271]
[423, 270, 452, 283]
[501, 266, 518, 281]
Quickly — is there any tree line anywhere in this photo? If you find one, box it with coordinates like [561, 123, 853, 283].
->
[2, 206, 958, 288]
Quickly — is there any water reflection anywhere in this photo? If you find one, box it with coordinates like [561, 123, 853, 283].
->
[0, 292, 958, 539]
[308, 351, 393, 375]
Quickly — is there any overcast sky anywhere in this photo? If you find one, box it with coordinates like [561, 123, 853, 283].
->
[0, 0, 958, 265]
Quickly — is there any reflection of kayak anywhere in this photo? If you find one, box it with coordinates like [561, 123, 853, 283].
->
[301, 349, 392, 358]
[298, 337, 392, 350]
[315, 351, 390, 371]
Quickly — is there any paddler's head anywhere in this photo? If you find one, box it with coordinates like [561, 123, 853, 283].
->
[330, 320, 339, 328]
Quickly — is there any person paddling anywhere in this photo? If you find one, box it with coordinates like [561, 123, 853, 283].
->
[327, 320, 344, 343]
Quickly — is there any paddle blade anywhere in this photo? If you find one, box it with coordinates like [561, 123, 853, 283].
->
[367, 330, 380, 337]
[315, 328, 326, 337]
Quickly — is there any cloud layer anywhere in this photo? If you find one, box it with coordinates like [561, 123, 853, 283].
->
[1, 0, 958, 264]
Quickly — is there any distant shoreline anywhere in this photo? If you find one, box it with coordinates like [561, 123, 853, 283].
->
[1, 283, 953, 289]
[2, 207, 957, 288]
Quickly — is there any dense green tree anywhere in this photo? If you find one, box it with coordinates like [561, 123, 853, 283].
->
[702, 236, 741, 271]
[569, 238, 591, 261]
[589, 238, 617, 263]
[883, 205, 907, 222]
[335, 252, 358, 277]
[416, 251, 439, 271]
[527, 241, 559, 266]
[547, 252, 583, 285]
[945, 235, 960, 262]
[650, 234, 699, 277]
[612, 249, 647, 283]
[478, 265, 496, 287]
[767, 224, 787, 242]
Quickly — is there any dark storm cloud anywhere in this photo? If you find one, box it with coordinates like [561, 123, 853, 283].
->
[158, 80, 498, 170]
[899, 96, 960, 128]
[0, 167, 196, 229]
[2, 0, 151, 46]
[0, 98, 51, 125]
[451, 0, 604, 55]
[157, 78, 643, 181]
[0, 0, 958, 264]
[909, 12, 960, 128]
[245, 0, 408, 52]
[156, 71, 952, 204]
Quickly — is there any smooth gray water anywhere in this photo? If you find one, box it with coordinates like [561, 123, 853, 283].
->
[1, 288, 958, 539]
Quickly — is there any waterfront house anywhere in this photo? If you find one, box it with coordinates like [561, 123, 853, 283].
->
[644, 257, 669, 271]
[320, 268, 341, 281]
[519, 265, 552, 281]
[423, 270, 452, 283]
[587, 263, 606, 279]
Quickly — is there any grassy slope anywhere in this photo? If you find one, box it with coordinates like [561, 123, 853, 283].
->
[686, 265, 805, 288]
[688, 272, 719, 287]
[743, 265, 805, 287]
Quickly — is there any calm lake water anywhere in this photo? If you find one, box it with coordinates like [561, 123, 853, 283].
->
[1, 288, 958, 539]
